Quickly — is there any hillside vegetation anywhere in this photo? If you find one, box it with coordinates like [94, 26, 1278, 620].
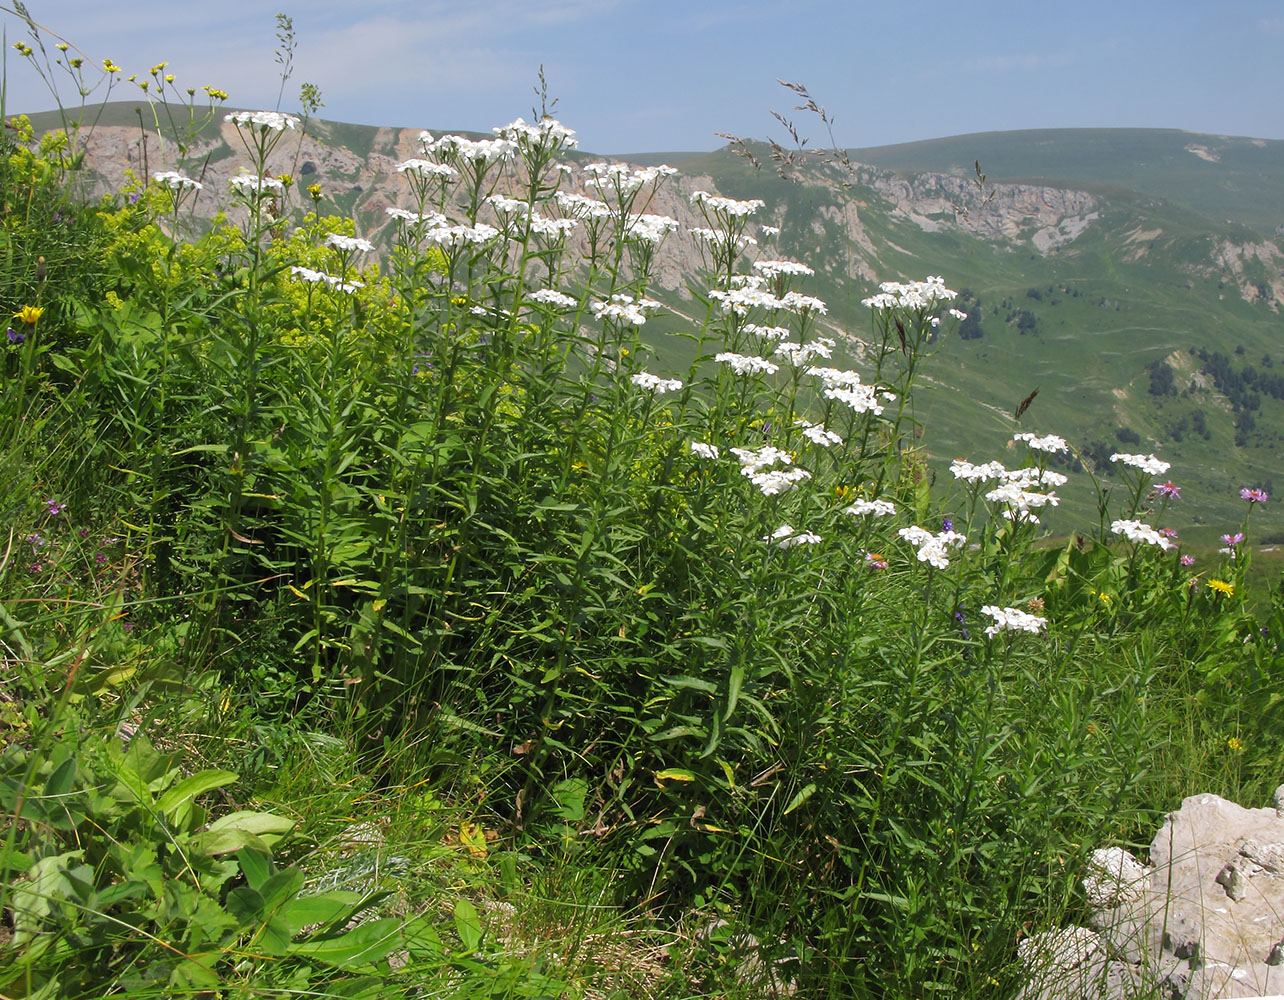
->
[1, 34, 1283, 1000]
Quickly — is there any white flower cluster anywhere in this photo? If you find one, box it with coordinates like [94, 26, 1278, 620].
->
[486, 194, 530, 216]
[862, 275, 958, 310]
[690, 442, 720, 459]
[1013, 432, 1069, 454]
[225, 110, 299, 132]
[629, 372, 683, 394]
[845, 498, 896, 518]
[385, 207, 448, 227]
[898, 525, 967, 569]
[708, 285, 781, 316]
[152, 170, 202, 191]
[625, 213, 680, 244]
[731, 445, 810, 496]
[229, 173, 284, 197]
[764, 524, 822, 549]
[985, 480, 1060, 524]
[528, 215, 579, 238]
[592, 293, 661, 326]
[493, 116, 579, 149]
[775, 338, 835, 366]
[289, 266, 364, 293]
[1110, 519, 1172, 549]
[824, 384, 887, 416]
[980, 605, 1048, 638]
[324, 233, 374, 254]
[1110, 453, 1171, 476]
[778, 291, 828, 315]
[555, 192, 611, 221]
[396, 158, 458, 179]
[427, 134, 518, 164]
[948, 308, 968, 321]
[690, 190, 765, 216]
[744, 323, 792, 341]
[583, 162, 675, 197]
[796, 420, 842, 447]
[716, 352, 779, 376]
[422, 223, 500, 249]
[760, 224, 781, 236]
[753, 259, 814, 278]
[528, 288, 578, 309]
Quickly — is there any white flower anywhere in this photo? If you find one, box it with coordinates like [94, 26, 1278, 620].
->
[422, 223, 500, 249]
[863, 275, 958, 310]
[765, 524, 822, 549]
[980, 605, 1048, 638]
[731, 445, 792, 474]
[625, 213, 680, 244]
[494, 116, 579, 149]
[949, 308, 968, 321]
[529, 214, 579, 238]
[690, 442, 720, 459]
[429, 134, 517, 164]
[797, 421, 843, 447]
[555, 192, 611, 220]
[744, 323, 792, 341]
[753, 259, 814, 278]
[898, 525, 966, 569]
[229, 173, 284, 197]
[824, 384, 886, 416]
[486, 194, 530, 215]
[709, 286, 782, 315]
[592, 294, 660, 326]
[1110, 518, 1172, 549]
[750, 467, 812, 496]
[225, 110, 299, 132]
[630, 372, 683, 394]
[950, 459, 1009, 484]
[324, 233, 374, 254]
[690, 190, 765, 216]
[1013, 432, 1069, 454]
[289, 266, 364, 293]
[775, 338, 835, 366]
[1110, 453, 1170, 476]
[396, 158, 458, 179]
[529, 288, 578, 309]
[385, 207, 448, 228]
[779, 291, 828, 315]
[760, 224, 781, 236]
[845, 499, 895, 517]
[152, 170, 202, 191]
[716, 352, 779, 376]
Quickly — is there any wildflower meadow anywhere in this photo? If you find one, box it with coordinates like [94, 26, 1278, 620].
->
[0, 14, 1281, 1000]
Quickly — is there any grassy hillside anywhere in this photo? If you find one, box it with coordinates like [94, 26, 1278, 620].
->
[847, 127, 1284, 236]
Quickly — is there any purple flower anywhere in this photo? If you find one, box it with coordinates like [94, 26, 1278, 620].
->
[127, 192, 141, 204]
[94, 552, 108, 565]
[1221, 532, 1245, 546]
[24, 533, 43, 547]
[864, 551, 888, 571]
[942, 517, 954, 532]
[45, 499, 66, 516]
[1154, 481, 1181, 499]
[1241, 487, 1269, 504]
[1180, 554, 1196, 566]
[7, 327, 24, 344]
[1158, 527, 1178, 539]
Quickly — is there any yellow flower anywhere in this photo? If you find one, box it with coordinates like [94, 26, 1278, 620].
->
[1227, 736, 1245, 752]
[12, 305, 44, 324]
[103, 58, 121, 73]
[306, 183, 322, 200]
[1209, 578, 1234, 596]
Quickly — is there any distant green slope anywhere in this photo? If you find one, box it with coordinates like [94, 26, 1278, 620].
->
[847, 128, 1284, 237]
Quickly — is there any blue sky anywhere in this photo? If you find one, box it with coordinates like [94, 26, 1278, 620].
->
[4, 1, 1284, 153]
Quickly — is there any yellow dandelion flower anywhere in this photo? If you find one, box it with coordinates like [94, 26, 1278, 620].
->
[1209, 578, 1234, 596]
[13, 305, 44, 324]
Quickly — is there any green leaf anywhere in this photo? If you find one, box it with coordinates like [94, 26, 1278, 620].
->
[157, 769, 238, 829]
[289, 917, 405, 969]
[453, 898, 483, 953]
[783, 782, 817, 815]
[277, 890, 365, 936]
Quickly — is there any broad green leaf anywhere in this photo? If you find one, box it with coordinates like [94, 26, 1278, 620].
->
[157, 769, 238, 828]
[453, 898, 483, 953]
[290, 916, 405, 969]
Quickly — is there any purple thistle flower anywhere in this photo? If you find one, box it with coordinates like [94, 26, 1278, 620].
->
[1241, 487, 1269, 504]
